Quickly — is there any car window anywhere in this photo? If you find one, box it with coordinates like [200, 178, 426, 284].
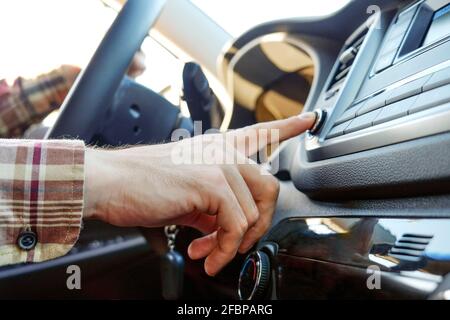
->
[0, 0, 183, 121]
[0, 0, 115, 81]
[190, 0, 351, 37]
[0, 0, 184, 106]
[136, 36, 185, 107]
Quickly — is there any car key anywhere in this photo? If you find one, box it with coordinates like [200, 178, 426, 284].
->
[161, 225, 184, 300]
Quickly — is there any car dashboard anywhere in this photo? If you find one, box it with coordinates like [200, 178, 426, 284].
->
[223, 0, 450, 300]
[1, 0, 449, 301]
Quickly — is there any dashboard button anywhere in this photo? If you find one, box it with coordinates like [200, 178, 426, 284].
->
[386, 75, 431, 105]
[344, 109, 381, 134]
[423, 66, 450, 91]
[375, 50, 396, 72]
[308, 109, 326, 135]
[387, 23, 408, 41]
[357, 92, 387, 116]
[373, 95, 418, 126]
[326, 120, 351, 139]
[409, 83, 450, 114]
[379, 34, 403, 55]
[334, 103, 362, 126]
[396, 6, 416, 23]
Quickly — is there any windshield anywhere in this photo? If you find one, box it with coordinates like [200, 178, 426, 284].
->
[0, 0, 183, 101]
[191, 0, 351, 37]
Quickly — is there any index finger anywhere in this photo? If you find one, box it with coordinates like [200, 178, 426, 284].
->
[230, 112, 316, 156]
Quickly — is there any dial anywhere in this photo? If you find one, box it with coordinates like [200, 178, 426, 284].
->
[238, 251, 271, 300]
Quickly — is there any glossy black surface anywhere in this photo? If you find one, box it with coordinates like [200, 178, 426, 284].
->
[260, 217, 450, 299]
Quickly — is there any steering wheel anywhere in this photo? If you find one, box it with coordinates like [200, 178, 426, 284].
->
[46, 0, 167, 141]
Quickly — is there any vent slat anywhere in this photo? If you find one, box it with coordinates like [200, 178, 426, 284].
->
[335, 67, 351, 82]
[398, 237, 430, 244]
[326, 29, 368, 93]
[351, 31, 367, 47]
[387, 233, 433, 262]
[393, 243, 427, 251]
[390, 248, 423, 256]
[402, 233, 433, 239]
[389, 254, 422, 262]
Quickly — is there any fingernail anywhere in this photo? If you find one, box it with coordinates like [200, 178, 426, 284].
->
[205, 263, 216, 277]
[298, 112, 317, 121]
[187, 244, 194, 259]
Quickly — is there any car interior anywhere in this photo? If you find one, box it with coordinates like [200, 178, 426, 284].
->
[0, 0, 450, 300]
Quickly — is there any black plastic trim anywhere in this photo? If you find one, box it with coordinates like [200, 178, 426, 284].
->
[292, 131, 450, 200]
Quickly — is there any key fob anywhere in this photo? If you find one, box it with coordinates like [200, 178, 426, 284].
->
[161, 249, 184, 300]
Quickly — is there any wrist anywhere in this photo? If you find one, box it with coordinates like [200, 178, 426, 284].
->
[83, 148, 113, 221]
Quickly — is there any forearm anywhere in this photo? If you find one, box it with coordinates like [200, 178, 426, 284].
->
[0, 113, 314, 274]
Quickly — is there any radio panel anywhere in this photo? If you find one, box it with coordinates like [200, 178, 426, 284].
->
[305, 0, 450, 161]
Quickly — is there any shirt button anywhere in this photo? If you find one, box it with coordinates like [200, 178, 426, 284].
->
[17, 231, 37, 251]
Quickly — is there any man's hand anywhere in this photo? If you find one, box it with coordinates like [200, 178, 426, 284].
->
[83, 112, 316, 276]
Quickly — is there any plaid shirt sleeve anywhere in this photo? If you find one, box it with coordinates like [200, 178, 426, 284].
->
[0, 65, 80, 138]
[0, 139, 84, 266]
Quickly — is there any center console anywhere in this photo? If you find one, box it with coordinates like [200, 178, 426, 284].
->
[236, 0, 450, 301]
[289, 0, 450, 199]
[305, 0, 450, 161]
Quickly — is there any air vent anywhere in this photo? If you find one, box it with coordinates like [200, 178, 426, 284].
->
[326, 27, 369, 98]
[388, 233, 433, 262]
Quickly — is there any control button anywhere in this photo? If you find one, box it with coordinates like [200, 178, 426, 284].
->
[375, 50, 396, 73]
[344, 109, 382, 134]
[17, 230, 37, 251]
[379, 34, 403, 55]
[423, 66, 450, 91]
[357, 92, 387, 116]
[373, 95, 418, 126]
[409, 83, 450, 114]
[326, 120, 351, 139]
[308, 109, 326, 135]
[334, 103, 363, 126]
[386, 75, 431, 105]
[379, 46, 398, 60]
[334, 67, 350, 82]
[396, 6, 416, 23]
[388, 20, 410, 39]
[238, 251, 271, 300]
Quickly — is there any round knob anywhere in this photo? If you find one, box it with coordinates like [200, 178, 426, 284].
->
[238, 251, 271, 300]
[308, 109, 327, 135]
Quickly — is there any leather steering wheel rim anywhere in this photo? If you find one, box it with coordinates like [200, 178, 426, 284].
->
[46, 0, 167, 141]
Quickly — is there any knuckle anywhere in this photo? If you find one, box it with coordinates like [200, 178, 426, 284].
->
[259, 218, 272, 234]
[247, 206, 259, 226]
[265, 176, 280, 196]
[208, 167, 227, 186]
[237, 217, 248, 234]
